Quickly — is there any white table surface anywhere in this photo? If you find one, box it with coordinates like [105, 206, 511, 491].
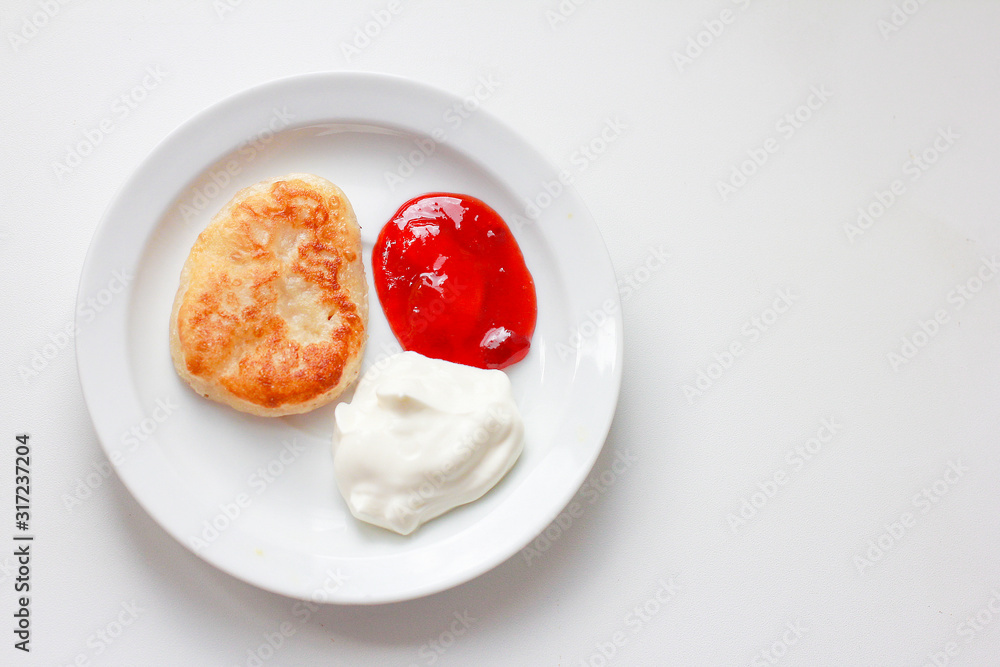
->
[3, 1, 1000, 665]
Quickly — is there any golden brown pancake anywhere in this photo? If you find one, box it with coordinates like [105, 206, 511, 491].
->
[169, 174, 367, 416]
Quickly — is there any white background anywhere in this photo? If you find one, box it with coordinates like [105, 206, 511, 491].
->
[3, 1, 1000, 665]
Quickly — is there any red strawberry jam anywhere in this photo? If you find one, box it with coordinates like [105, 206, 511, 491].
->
[372, 193, 537, 369]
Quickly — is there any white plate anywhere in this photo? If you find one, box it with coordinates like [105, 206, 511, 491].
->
[76, 72, 622, 604]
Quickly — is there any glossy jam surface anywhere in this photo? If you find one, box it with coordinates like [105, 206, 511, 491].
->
[373, 193, 537, 369]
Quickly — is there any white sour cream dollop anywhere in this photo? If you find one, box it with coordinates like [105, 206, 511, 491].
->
[332, 351, 523, 535]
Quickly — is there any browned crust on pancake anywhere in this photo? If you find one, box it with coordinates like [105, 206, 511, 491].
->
[169, 174, 367, 416]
